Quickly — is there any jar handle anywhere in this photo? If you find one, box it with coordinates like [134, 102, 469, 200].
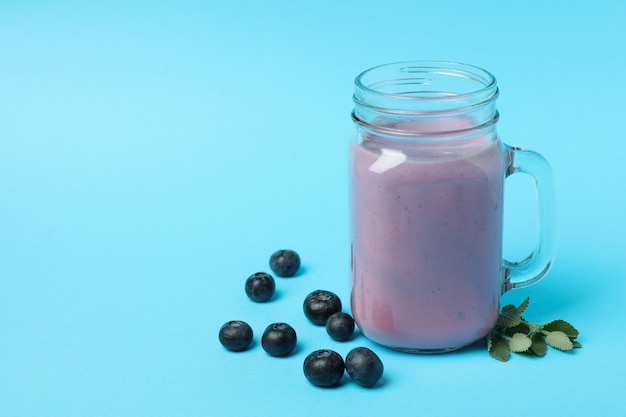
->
[502, 145, 556, 293]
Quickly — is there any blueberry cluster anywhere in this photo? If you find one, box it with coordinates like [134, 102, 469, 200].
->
[243, 249, 302, 304]
[303, 347, 384, 388]
[218, 249, 384, 388]
[218, 320, 298, 356]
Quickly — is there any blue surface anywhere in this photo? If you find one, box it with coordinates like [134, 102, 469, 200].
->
[1, 1, 625, 416]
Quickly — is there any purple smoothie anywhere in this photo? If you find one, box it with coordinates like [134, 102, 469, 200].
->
[350, 126, 505, 351]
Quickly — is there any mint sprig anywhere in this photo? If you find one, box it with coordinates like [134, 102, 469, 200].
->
[487, 297, 582, 362]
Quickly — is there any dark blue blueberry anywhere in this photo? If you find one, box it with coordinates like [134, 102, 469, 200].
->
[269, 249, 301, 277]
[245, 272, 275, 302]
[325, 312, 355, 341]
[345, 347, 384, 387]
[303, 349, 345, 387]
[261, 322, 297, 357]
[218, 320, 254, 352]
[303, 290, 342, 326]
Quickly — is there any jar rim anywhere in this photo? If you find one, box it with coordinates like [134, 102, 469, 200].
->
[355, 60, 497, 103]
[352, 61, 499, 138]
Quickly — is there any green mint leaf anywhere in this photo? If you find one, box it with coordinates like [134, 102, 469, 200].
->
[545, 331, 574, 351]
[516, 296, 530, 315]
[530, 333, 547, 356]
[495, 297, 530, 329]
[543, 319, 579, 338]
[501, 321, 531, 337]
[488, 295, 582, 361]
[509, 333, 532, 353]
[488, 333, 510, 362]
[496, 304, 522, 329]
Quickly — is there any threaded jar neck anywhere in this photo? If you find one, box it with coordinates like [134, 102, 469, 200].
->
[352, 61, 499, 139]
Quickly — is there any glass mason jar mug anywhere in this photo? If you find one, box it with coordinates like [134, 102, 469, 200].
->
[349, 61, 556, 353]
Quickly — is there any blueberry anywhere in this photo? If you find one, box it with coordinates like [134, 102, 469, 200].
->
[325, 312, 355, 341]
[269, 249, 301, 277]
[303, 290, 342, 326]
[245, 272, 275, 302]
[303, 349, 345, 387]
[261, 322, 297, 357]
[218, 320, 254, 352]
[345, 347, 384, 387]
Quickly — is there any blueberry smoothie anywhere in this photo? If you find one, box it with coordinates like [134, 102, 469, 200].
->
[350, 129, 505, 352]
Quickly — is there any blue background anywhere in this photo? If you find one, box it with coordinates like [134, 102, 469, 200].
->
[1, 1, 625, 416]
